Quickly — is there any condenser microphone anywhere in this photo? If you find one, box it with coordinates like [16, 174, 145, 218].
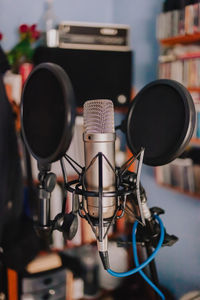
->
[83, 99, 116, 263]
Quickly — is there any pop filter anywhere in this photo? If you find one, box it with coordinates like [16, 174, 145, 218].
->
[21, 63, 76, 167]
[126, 79, 196, 166]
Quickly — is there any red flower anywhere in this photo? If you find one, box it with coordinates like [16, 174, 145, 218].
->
[31, 30, 40, 40]
[0, 32, 3, 41]
[19, 24, 29, 33]
[30, 24, 37, 32]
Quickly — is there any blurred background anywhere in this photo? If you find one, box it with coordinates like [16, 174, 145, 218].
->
[0, 1, 200, 299]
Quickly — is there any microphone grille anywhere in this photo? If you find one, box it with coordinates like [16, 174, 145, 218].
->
[83, 99, 114, 133]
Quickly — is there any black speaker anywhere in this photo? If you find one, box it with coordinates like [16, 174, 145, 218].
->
[33, 47, 132, 107]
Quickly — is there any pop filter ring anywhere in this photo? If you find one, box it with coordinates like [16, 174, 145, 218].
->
[65, 179, 133, 198]
[65, 179, 131, 236]
[126, 79, 196, 166]
[21, 62, 76, 166]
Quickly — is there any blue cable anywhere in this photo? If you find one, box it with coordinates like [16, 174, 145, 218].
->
[107, 215, 165, 299]
[107, 215, 164, 277]
[133, 216, 165, 300]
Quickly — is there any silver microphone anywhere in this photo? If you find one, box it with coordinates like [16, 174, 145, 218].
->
[83, 99, 116, 261]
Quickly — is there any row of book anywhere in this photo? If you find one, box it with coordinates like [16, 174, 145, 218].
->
[156, 3, 200, 40]
[159, 57, 200, 88]
[163, 0, 199, 13]
[158, 56, 200, 139]
[155, 158, 200, 194]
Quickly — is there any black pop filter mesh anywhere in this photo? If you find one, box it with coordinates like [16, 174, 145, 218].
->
[21, 63, 76, 164]
[23, 69, 64, 158]
[126, 80, 196, 166]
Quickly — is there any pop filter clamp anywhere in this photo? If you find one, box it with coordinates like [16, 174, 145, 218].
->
[20, 62, 78, 240]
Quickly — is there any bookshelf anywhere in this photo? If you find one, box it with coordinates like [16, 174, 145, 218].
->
[156, 181, 200, 199]
[188, 87, 200, 92]
[156, 2, 200, 199]
[190, 137, 200, 145]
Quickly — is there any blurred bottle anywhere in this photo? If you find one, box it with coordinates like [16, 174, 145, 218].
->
[80, 245, 100, 298]
[73, 277, 84, 300]
[38, 0, 59, 47]
[97, 242, 128, 292]
[0, 32, 10, 75]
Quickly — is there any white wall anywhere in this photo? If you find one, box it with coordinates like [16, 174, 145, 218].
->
[0, 0, 114, 51]
[113, 0, 162, 90]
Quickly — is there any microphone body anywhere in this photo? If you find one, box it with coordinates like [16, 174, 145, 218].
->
[83, 132, 116, 219]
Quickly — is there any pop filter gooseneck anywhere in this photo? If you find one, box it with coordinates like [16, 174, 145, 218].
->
[125, 79, 196, 166]
[21, 62, 76, 169]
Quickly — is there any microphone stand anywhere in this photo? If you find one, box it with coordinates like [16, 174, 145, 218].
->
[117, 156, 178, 299]
[145, 245, 159, 287]
[117, 149, 178, 298]
[62, 148, 178, 298]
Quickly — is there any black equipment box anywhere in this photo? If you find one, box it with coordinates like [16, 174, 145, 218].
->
[33, 46, 133, 107]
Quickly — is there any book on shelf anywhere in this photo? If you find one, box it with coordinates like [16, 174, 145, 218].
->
[192, 94, 200, 139]
[185, 4, 194, 35]
[182, 158, 195, 193]
[193, 164, 200, 193]
[193, 3, 200, 33]
[170, 159, 185, 189]
[179, 8, 185, 36]
[172, 10, 180, 37]
[156, 163, 171, 185]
